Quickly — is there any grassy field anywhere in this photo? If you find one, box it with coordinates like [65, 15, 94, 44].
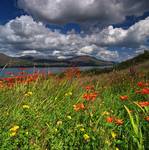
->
[0, 61, 149, 150]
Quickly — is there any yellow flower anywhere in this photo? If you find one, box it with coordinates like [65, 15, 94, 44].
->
[116, 147, 119, 150]
[65, 92, 72, 96]
[10, 125, 19, 132]
[69, 92, 72, 96]
[105, 140, 110, 145]
[67, 115, 72, 120]
[10, 125, 19, 137]
[24, 93, 28, 97]
[28, 92, 33, 95]
[23, 105, 30, 109]
[10, 132, 16, 137]
[54, 128, 58, 133]
[83, 134, 90, 141]
[102, 111, 110, 115]
[76, 124, 83, 128]
[80, 128, 85, 132]
[56, 120, 63, 125]
[65, 93, 68, 96]
[89, 112, 93, 117]
[24, 91, 33, 97]
[111, 131, 117, 139]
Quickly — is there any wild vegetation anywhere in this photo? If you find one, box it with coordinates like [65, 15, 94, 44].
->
[116, 50, 149, 69]
[0, 60, 149, 150]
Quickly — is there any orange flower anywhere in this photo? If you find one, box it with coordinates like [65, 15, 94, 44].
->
[83, 92, 98, 102]
[144, 116, 149, 122]
[120, 95, 128, 101]
[137, 82, 144, 88]
[64, 67, 80, 79]
[137, 81, 149, 88]
[106, 116, 124, 125]
[83, 93, 90, 101]
[0, 81, 4, 88]
[141, 88, 149, 95]
[73, 103, 85, 111]
[85, 85, 94, 91]
[106, 117, 114, 123]
[138, 101, 149, 108]
[115, 119, 124, 125]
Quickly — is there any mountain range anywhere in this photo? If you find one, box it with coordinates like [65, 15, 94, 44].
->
[0, 53, 114, 67]
[0, 51, 149, 68]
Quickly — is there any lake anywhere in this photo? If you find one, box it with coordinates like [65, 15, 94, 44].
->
[0, 66, 112, 78]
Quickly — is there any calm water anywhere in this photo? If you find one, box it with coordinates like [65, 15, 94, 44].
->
[0, 66, 112, 78]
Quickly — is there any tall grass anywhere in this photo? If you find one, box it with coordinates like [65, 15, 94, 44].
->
[0, 67, 149, 150]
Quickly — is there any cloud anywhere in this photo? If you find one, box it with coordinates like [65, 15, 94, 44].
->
[18, 0, 149, 24]
[0, 15, 149, 61]
[97, 48, 119, 60]
[96, 16, 149, 47]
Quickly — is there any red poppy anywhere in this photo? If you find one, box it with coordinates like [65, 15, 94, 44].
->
[145, 116, 149, 122]
[137, 81, 149, 87]
[0, 81, 4, 88]
[120, 95, 128, 101]
[1, 71, 44, 88]
[137, 82, 144, 88]
[141, 88, 149, 95]
[138, 101, 149, 107]
[106, 117, 114, 123]
[5, 72, 14, 76]
[73, 103, 85, 111]
[83, 93, 90, 101]
[115, 119, 124, 125]
[83, 92, 98, 102]
[64, 67, 80, 79]
[85, 85, 94, 91]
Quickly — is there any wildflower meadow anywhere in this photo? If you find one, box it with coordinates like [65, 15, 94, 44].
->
[0, 65, 149, 150]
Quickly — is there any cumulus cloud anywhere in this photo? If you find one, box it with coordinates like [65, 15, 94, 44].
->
[96, 16, 149, 47]
[97, 48, 119, 60]
[18, 0, 149, 24]
[0, 15, 149, 61]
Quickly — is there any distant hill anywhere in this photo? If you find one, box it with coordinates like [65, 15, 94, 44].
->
[66, 55, 114, 66]
[1, 51, 148, 68]
[0, 53, 13, 65]
[19, 55, 115, 67]
[0, 53, 114, 67]
[117, 50, 149, 69]
[0, 53, 32, 67]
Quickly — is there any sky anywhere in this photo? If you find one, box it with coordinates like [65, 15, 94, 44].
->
[0, 0, 149, 61]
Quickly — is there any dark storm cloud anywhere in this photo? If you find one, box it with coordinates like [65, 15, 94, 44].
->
[18, 0, 149, 24]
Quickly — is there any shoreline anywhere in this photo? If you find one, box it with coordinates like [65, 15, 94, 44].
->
[0, 65, 114, 69]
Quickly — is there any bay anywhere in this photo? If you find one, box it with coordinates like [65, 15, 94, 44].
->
[0, 66, 112, 78]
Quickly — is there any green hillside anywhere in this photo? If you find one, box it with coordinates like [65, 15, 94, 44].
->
[117, 51, 149, 69]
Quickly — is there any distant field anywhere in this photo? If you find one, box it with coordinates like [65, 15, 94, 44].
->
[0, 61, 149, 150]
